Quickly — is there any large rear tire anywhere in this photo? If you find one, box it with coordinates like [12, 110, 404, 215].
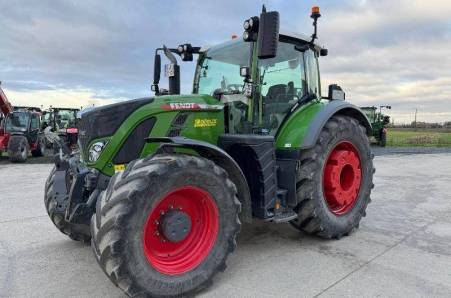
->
[8, 135, 28, 163]
[91, 154, 241, 297]
[44, 166, 91, 242]
[290, 115, 374, 239]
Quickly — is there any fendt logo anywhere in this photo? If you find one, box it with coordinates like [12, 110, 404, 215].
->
[161, 103, 199, 110]
[161, 103, 223, 111]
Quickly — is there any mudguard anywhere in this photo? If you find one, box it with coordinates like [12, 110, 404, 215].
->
[276, 100, 372, 150]
[300, 100, 372, 149]
[147, 136, 253, 223]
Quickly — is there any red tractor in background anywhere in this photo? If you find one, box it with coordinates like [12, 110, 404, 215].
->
[41, 107, 79, 150]
[0, 84, 45, 162]
[0, 84, 13, 156]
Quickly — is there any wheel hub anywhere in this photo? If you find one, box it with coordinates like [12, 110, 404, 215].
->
[160, 211, 192, 242]
[143, 186, 219, 275]
[323, 141, 362, 215]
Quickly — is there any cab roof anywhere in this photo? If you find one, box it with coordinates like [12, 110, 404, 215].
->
[200, 29, 324, 53]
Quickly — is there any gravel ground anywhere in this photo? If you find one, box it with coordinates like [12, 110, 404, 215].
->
[1, 153, 451, 297]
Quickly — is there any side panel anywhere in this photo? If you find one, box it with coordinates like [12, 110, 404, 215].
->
[275, 100, 325, 150]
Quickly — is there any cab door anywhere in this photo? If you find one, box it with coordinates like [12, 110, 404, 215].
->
[259, 41, 308, 135]
[28, 113, 40, 146]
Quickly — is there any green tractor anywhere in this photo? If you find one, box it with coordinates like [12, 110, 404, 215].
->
[361, 105, 391, 147]
[45, 6, 374, 297]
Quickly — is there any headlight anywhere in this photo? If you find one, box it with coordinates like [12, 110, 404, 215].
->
[88, 141, 107, 163]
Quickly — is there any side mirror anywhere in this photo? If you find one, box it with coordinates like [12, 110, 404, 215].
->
[152, 54, 161, 92]
[328, 84, 345, 100]
[257, 10, 280, 59]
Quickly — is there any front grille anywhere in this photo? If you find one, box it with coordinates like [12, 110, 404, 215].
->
[77, 118, 90, 156]
[113, 117, 156, 164]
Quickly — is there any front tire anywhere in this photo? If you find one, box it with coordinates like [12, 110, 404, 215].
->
[8, 135, 29, 163]
[290, 115, 374, 239]
[44, 166, 91, 242]
[91, 154, 241, 297]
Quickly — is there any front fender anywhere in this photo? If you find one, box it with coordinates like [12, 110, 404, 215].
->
[276, 100, 372, 150]
[147, 137, 253, 223]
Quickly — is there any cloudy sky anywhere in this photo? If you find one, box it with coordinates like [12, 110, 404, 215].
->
[1, 0, 450, 123]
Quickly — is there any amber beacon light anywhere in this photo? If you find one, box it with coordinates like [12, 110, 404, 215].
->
[311, 6, 321, 18]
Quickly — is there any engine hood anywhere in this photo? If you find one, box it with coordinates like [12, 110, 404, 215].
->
[77, 94, 222, 156]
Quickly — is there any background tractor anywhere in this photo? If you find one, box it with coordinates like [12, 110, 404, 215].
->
[45, 6, 374, 297]
[0, 84, 45, 162]
[361, 105, 391, 147]
[41, 107, 79, 149]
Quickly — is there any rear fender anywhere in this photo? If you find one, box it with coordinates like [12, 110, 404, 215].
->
[300, 101, 372, 149]
[276, 100, 372, 150]
[147, 137, 253, 223]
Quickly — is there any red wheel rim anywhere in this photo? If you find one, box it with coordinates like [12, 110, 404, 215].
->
[143, 186, 219, 275]
[323, 141, 362, 215]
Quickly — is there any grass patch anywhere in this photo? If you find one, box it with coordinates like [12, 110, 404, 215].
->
[387, 129, 451, 147]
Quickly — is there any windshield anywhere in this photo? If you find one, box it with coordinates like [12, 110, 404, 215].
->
[5, 112, 29, 132]
[195, 40, 250, 95]
[362, 109, 376, 122]
[55, 110, 76, 129]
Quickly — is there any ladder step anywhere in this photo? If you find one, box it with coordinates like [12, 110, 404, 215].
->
[272, 209, 298, 223]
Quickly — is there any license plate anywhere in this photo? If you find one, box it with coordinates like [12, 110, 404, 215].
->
[114, 164, 126, 173]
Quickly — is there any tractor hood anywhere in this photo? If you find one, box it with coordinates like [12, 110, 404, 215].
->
[78, 97, 155, 154]
[77, 94, 223, 164]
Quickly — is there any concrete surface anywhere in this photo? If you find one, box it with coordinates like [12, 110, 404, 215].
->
[1, 153, 451, 297]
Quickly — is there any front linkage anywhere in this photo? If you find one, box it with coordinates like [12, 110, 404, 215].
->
[44, 128, 108, 241]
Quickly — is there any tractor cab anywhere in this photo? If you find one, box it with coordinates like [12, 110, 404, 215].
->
[151, 6, 339, 141]
[42, 107, 80, 149]
[192, 33, 325, 136]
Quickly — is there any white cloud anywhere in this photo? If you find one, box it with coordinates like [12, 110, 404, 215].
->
[3, 88, 117, 110]
[1, 0, 451, 123]
[315, 0, 451, 123]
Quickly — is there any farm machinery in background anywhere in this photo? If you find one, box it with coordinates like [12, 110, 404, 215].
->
[0, 83, 45, 162]
[361, 105, 391, 147]
[41, 107, 80, 150]
[44, 6, 375, 297]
